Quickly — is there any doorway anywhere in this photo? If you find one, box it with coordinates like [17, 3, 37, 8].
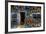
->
[20, 12, 25, 25]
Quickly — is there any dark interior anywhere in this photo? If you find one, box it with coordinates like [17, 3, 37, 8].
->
[20, 12, 25, 25]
